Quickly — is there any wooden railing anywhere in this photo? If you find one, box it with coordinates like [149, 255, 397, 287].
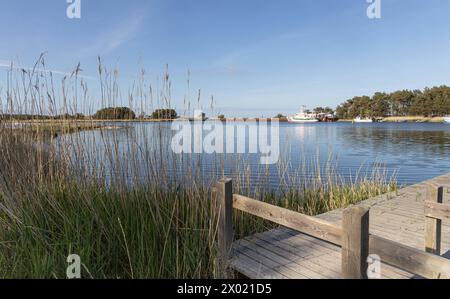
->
[215, 178, 450, 279]
[424, 186, 449, 254]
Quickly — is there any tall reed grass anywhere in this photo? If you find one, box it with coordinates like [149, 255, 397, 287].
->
[0, 55, 397, 278]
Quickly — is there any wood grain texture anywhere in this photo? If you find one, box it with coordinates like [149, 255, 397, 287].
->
[341, 206, 370, 279]
[425, 186, 443, 255]
[233, 194, 342, 245]
[425, 202, 450, 221]
[229, 173, 450, 279]
[370, 234, 450, 279]
[216, 178, 234, 277]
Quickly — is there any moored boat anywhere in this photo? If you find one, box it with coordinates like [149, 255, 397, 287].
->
[317, 113, 338, 122]
[287, 106, 319, 123]
[353, 116, 373, 123]
[444, 116, 450, 123]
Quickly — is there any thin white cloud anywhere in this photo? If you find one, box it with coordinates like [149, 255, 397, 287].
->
[81, 11, 146, 56]
[212, 31, 307, 71]
[0, 61, 96, 80]
[198, 32, 299, 77]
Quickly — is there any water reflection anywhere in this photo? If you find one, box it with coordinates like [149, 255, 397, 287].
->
[63, 122, 450, 188]
[281, 122, 450, 185]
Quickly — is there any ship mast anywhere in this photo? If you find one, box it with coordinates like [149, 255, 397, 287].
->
[300, 105, 307, 114]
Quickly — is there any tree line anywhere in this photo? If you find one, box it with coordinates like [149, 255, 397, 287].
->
[1, 108, 178, 120]
[335, 86, 450, 119]
[5, 85, 450, 121]
[0, 113, 86, 120]
[93, 107, 136, 120]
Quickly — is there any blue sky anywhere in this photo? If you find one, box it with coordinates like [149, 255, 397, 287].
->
[1, 0, 450, 117]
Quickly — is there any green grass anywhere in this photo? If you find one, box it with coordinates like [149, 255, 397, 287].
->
[0, 130, 396, 278]
[0, 180, 395, 279]
[0, 183, 216, 278]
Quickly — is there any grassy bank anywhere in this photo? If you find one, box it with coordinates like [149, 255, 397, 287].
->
[0, 124, 397, 279]
[337, 116, 446, 123]
[10, 121, 105, 137]
[381, 116, 445, 123]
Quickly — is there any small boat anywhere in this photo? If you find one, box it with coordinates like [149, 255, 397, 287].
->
[444, 116, 450, 123]
[317, 113, 338, 122]
[287, 106, 319, 123]
[353, 116, 373, 123]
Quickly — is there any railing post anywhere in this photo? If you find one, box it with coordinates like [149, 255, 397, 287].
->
[342, 206, 370, 279]
[425, 186, 443, 255]
[215, 178, 234, 277]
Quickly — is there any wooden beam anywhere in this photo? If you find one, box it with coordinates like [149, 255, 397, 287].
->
[425, 201, 450, 221]
[216, 178, 234, 277]
[233, 194, 342, 245]
[341, 206, 370, 279]
[370, 234, 450, 279]
[425, 186, 443, 255]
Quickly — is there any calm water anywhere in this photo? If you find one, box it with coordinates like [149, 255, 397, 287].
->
[68, 122, 450, 188]
[275, 122, 450, 186]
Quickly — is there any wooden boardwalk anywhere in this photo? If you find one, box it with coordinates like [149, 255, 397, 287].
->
[225, 173, 450, 279]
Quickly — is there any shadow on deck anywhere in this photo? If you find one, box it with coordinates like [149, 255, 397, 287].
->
[215, 173, 450, 279]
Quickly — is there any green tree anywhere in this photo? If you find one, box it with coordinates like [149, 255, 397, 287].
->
[335, 105, 347, 119]
[151, 109, 178, 120]
[313, 107, 334, 114]
[335, 85, 450, 118]
[93, 107, 136, 120]
[389, 90, 415, 116]
[371, 92, 390, 117]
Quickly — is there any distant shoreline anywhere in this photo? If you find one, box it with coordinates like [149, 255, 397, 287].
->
[3, 115, 448, 124]
[338, 116, 445, 123]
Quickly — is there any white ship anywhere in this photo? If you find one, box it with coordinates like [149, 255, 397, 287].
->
[353, 116, 373, 123]
[287, 106, 319, 123]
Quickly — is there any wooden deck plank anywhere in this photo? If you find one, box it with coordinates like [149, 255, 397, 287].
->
[230, 173, 450, 279]
[244, 235, 332, 279]
[235, 228, 416, 279]
[234, 239, 312, 279]
[247, 239, 340, 278]
[273, 228, 415, 279]
[229, 250, 286, 279]
[252, 231, 342, 277]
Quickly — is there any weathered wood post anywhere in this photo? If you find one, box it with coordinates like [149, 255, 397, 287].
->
[215, 178, 234, 277]
[425, 186, 443, 255]
[342, 206, 370, 279]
